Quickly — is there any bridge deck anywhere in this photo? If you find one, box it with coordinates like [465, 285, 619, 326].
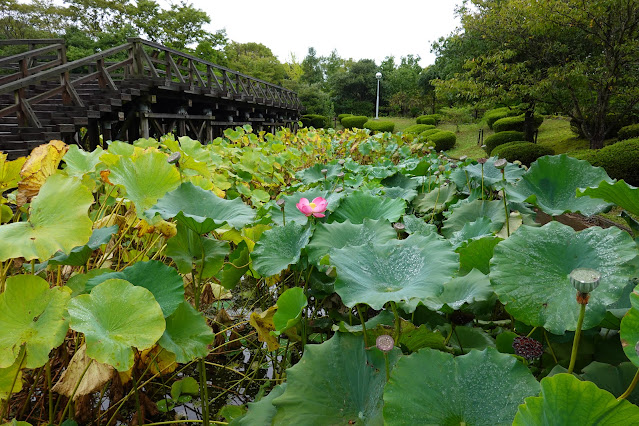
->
[0, 38, 302, 159]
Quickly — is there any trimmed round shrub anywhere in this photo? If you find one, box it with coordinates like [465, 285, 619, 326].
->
[568, 149, 599, 165]
[338, 113, 353, 123]
[300, 114, 328, 128]
[363, 120, 395, 133]
[404, 124, 435, 134]
[617, 124, 639, 141]
[420, 129, 441, 139]
[341, 115, 368, 129]
[416, 115, 437, 126]
[492, 114, 543, 133]
[484, 107, 521, 129]
[485, 131, 526, 154]
[426, 130, 456, 151]
[492, 142, 554, 166]
[593, 138, 639, 186]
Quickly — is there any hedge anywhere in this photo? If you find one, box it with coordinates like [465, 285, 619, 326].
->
[300, 114, 328, 128]
[483, 107, 521, 129]
[485, 131, 526, 154]
[492, 142, 554, 166]
[426, 130, 456, 151]
[338, 113, 353, 123]
[592, 138, 639, 186]
[492, 114, 543, 133]
[420, 129, 441, 139]
[341, 115, 368, 129]
[416, 114, 440, 125]
[416, 115, 437, 126]
[404, 124, 435, 134]
[617, 124, 639, 141]
[364, 120, 395, 133]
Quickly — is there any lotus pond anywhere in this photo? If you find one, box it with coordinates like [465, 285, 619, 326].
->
[2, 126, 639, 425]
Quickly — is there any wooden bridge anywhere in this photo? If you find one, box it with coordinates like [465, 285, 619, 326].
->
[0, 38, 303, 159]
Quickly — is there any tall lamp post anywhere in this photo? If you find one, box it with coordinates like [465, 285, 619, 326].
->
[375, 72, 382, 119]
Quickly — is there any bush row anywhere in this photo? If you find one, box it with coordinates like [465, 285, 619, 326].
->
[341, 115, 368, 129]
[416, 115, 438, 126]
[484, 131, 526, 154]
[483, 107, 521, 129]
[492, 114, 543, 133]
[404, 124, 436, 134]
[301, 114, 329, 128]
[364, 120, 395, 133]
[492, 142, 554, 166]
[568, 138, 639, 186]
[618, 123, 639, 141]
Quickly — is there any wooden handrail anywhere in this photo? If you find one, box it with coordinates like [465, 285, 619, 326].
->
[0, 39, 64, 46]
[0, 43, 65, 68]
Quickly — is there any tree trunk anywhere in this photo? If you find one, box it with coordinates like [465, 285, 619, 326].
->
[523, 110, 535, 143]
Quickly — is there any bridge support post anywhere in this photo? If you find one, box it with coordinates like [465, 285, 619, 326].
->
[139, 103, 150, 139]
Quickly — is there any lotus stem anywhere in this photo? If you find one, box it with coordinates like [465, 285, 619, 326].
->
[132, 368, 143, 426]
[391, 302, 401, 343]
[356, 304, 368, 347]
[618, 368, 639, 401]
[59, 358, 93, 424]
[47, 359, 53, 424]
[198, 359, 210, 426]
[481, 163, 485, 201]
[17, 365, 43, 418]
[567, 303, 586, 374]
[384, 352, 390, 382]
[544, 330, 558, 364]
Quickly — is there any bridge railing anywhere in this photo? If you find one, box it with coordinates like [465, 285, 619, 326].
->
[128, 38, 302, 110]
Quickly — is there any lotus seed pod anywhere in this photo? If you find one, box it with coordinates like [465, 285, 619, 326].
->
[494, 158, 507, 169]
[477, 158, 488, 164]
[335, 186, 344, 193]
[338, 159, 345, 165]
[276, 198, 286, 207]
[376, 334, 394, 352]
[450, 163, 458, 169]
[321, 168, 328, 175]
[635, 341, 639, 358]
[393, 222, 405, 231]
[438, 165, 446, 172]
[512, 336, 544, 361]
[570, 268, 601, 293]
[459, 155, 468, 161]
[337, 172, 345, 178]
[167, 151, 181, 164]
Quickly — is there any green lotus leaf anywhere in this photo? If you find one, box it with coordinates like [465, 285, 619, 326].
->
[581, 361, 639, 405]
[490, 222, 637, 335]
[170, 376, 199, 400]
[443, 325, 496, 353]
[620, 284, 639, 366]
[508, 154, 613, 216]
[65, 268, 113, 297]
[423, 269, 493, 312]
[108, 149, 181, 217]
[296, 163, 342, 184]
[238, 383, 286, 425]
[441, 199, 505, 239]
[0, 275, 70, 369]
[67, 279, 165, 371]
[462, 156, 525, 186]
[380, 186, 417, 202]
[45, 225, 118, 268]
[457, 236, 502, 275]
[146, 182, 255, 233]
[331, 233, 458, 310]
[158, 301, 213, 363]
[251, 222, 312, 277]
[272, 333, 400, 425]
[86, 260, 185, 318]
[273, 287, 307, 335]
[166, 221, 229, 279]
[220, 240, 249, 289]
[330, 191, 406, 224]
[0, 173, 93, 261]
[578, 179, 639, 216]
[306, 219, 396, 265]
[401, 214, 437, 236]
[448, 216, 494, 248]
[513, 373, 639, 425]
[0, 347, 25, 400]
[413, 183, 456, 214]
[62, 145, 103, 177]
[271, 189, 344, 226]
[384, 347, 539, 425]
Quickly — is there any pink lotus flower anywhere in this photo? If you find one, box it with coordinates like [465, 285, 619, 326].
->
[296, 197, 328, 218]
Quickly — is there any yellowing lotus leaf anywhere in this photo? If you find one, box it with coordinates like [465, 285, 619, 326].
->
[0, 347, 25, 401]
[52, 343, 114, 400]
[140, 345, 177, 376]
[0, 173, 94, 261]
[0, 153, 26, 195]
[249, 306, 279, 351]
[16, 140, 68, 207]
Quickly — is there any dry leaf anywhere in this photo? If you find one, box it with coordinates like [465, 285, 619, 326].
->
[52, 343, 114, 400]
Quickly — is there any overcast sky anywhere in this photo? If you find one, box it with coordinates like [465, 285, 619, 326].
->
[185, 0, 464, 67]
